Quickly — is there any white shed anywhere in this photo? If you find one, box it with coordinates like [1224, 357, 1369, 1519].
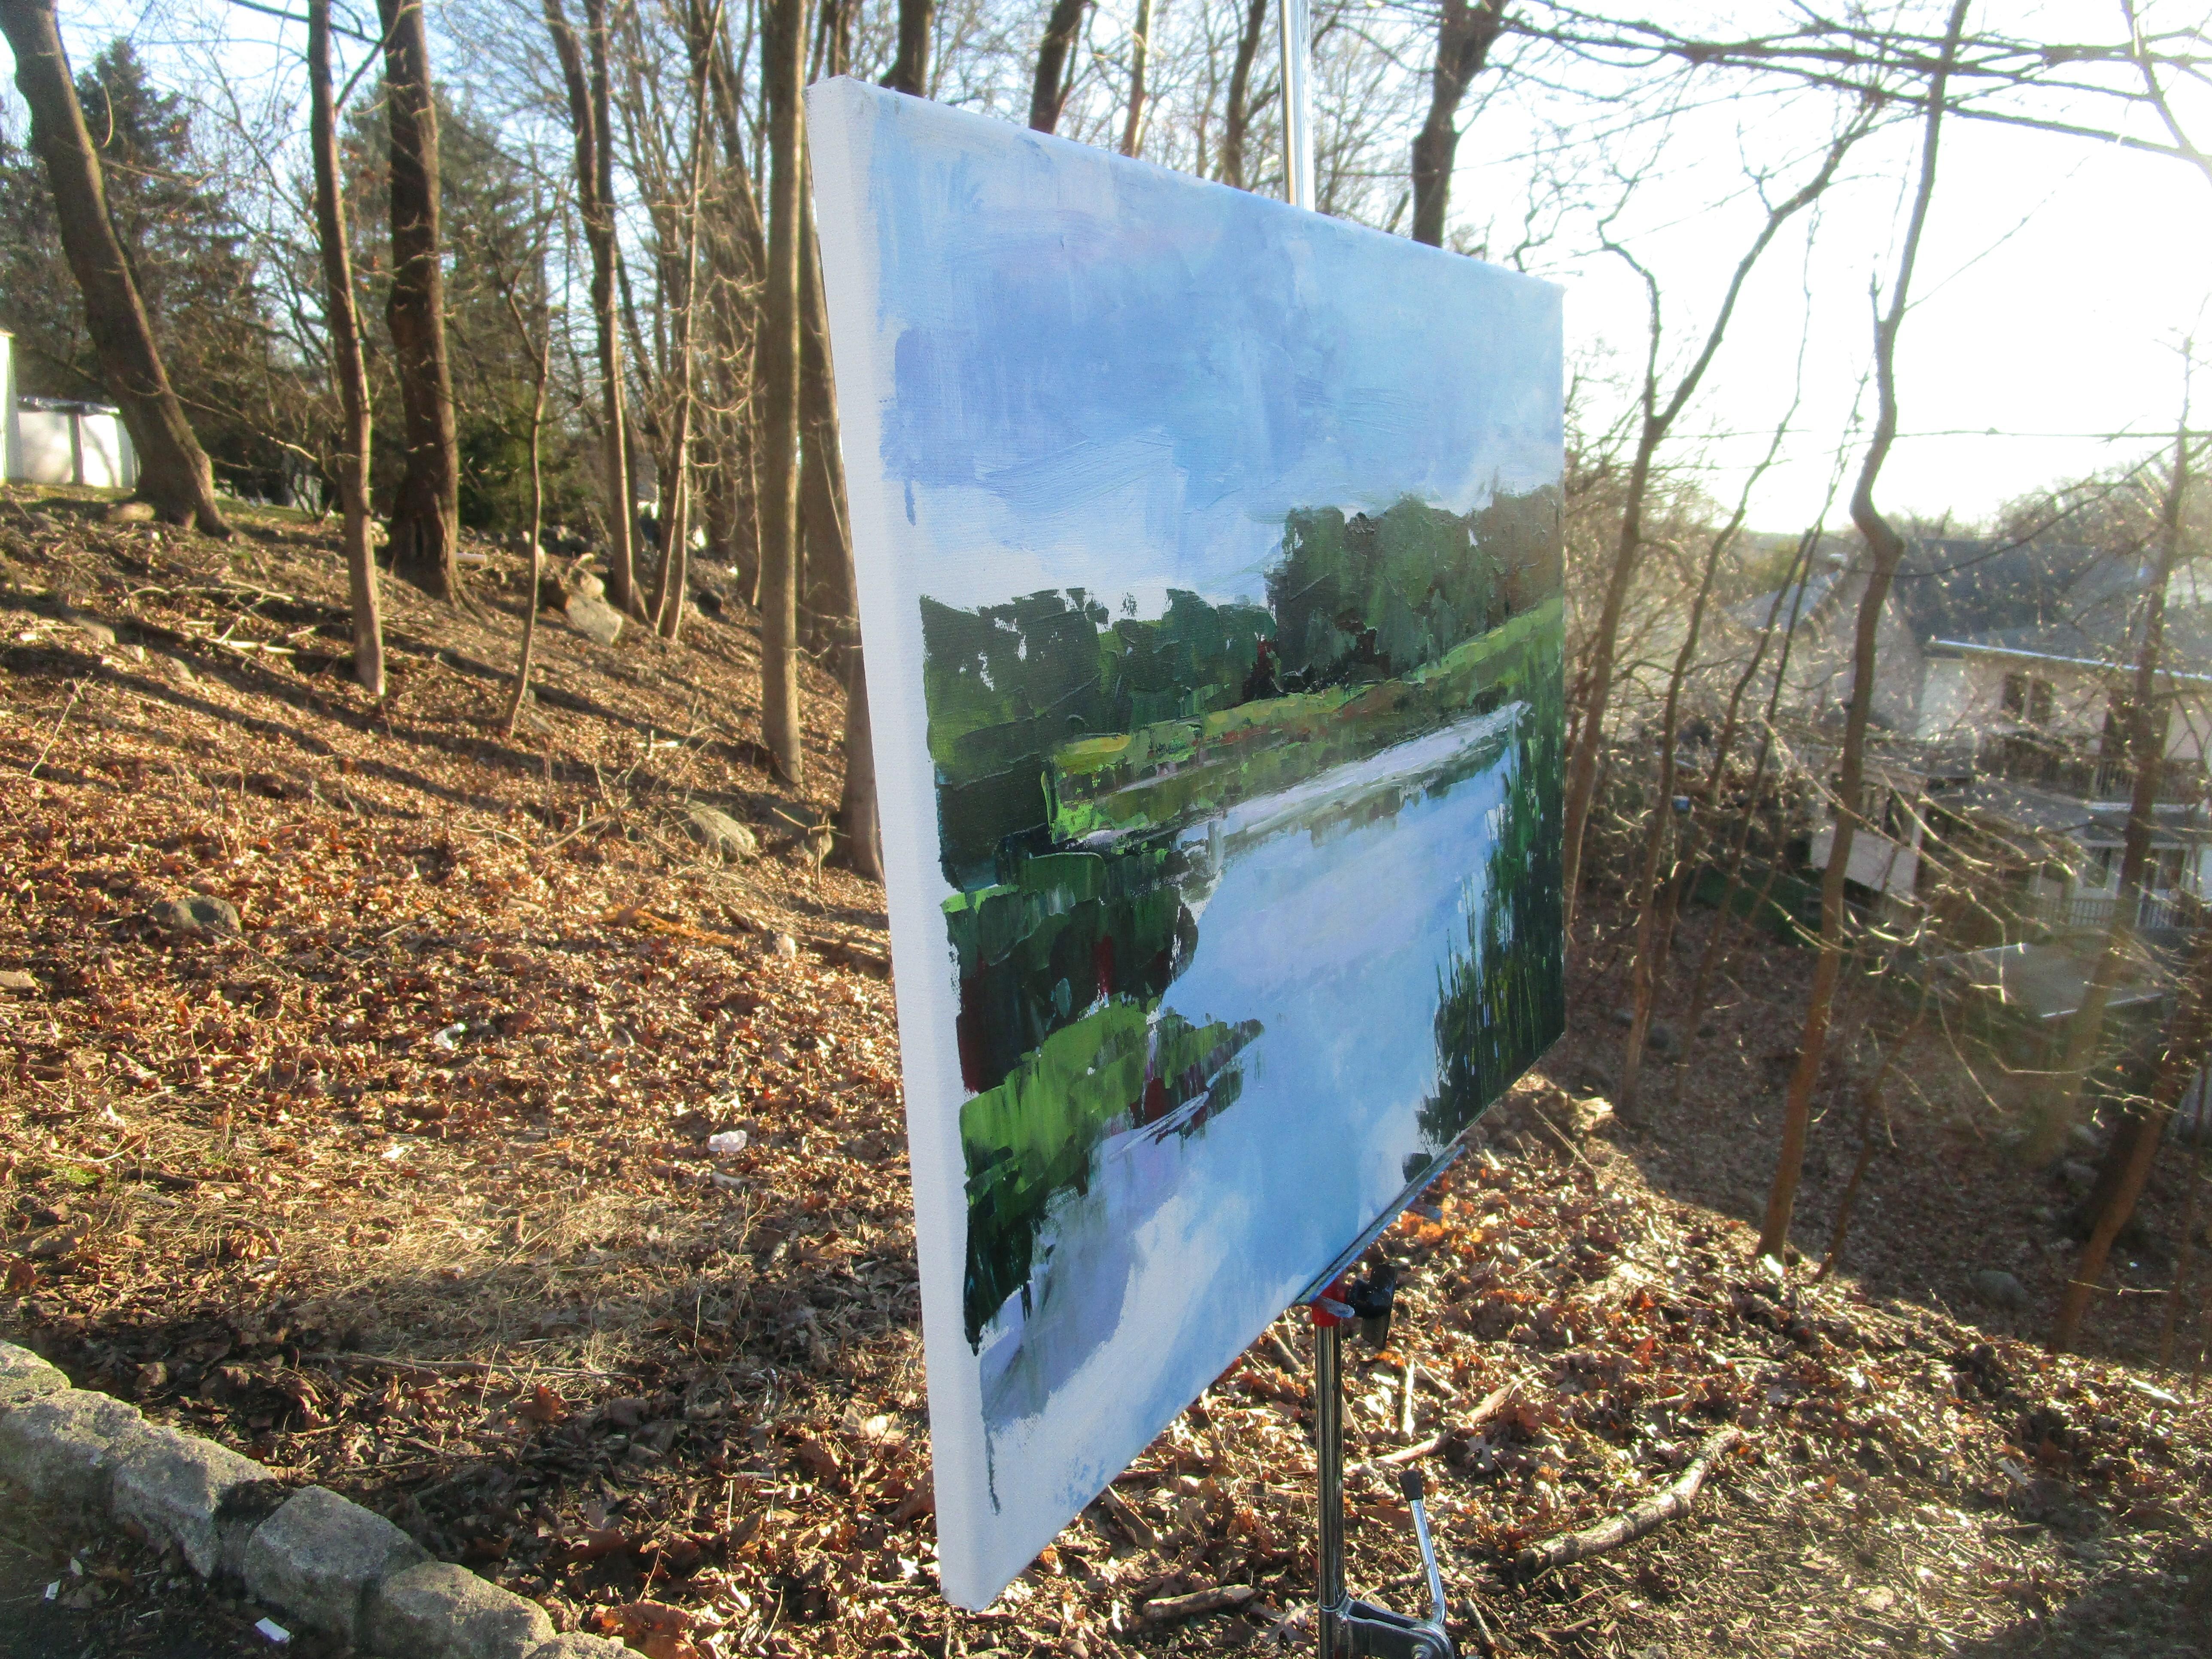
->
[12, 396, 137, 489]
[0, 329, 15, 482]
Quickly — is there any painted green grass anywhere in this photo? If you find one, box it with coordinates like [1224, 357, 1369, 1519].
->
[1045, 594, 1562, 844]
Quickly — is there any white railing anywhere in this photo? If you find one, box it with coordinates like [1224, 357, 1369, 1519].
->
[2034, 890, 2189, 932]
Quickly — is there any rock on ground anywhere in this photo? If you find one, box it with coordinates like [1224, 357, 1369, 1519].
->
[563, 592, 625, 646]
[365, 1560, 556, 1659]
[241, 1485, 430, 1643]
[0, 1390, 155, 1509]
[148, 893, 241, 936]
[110, 1424, 270, 1579]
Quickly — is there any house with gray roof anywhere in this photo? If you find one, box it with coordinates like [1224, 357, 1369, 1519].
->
[1744, 536, 2212, 936]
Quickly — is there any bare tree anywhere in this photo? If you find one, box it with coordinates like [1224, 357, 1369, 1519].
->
[498, 238, 554, 732]
[307, 0, 383, 696]
[0, 0, 231, 535]
[1758, 0, 1969, 1264]
[2124, 0, 2212, 191]
[2052, 925, 2212, 1353]
[544, 0, 642, 616]
[2034, 413, 2194, 1167]
[377, 0, 463, 600]
[883, 0, 933, 94]
[1216, 0, 1267, 185]
[759, 0, 806, 781]
[1121, 0, 1155, 155]
[1617, 395, 1799, 1118]
[1559, 118, 1866, 922]
[1409, 0, 1505, 246]
[1029, 0, 1087, 132]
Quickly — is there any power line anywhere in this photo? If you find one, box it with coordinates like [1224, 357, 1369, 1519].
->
[219, 0, 378, 46]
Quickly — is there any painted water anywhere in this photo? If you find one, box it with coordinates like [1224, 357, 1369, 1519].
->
[973, 703, 1524, 1506]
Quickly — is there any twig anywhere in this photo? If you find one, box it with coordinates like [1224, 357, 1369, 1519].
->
[1513, 1426, 1744, 1574]
[1351, 1383, 1516, 1477]
[1455, 1597, 1501, 1657]
[299, 1350, 629, 1382]
[1095, 1483, 1159, 1550]
[25, 679, 84, 779]
[1525, 1100, 1609, 1185]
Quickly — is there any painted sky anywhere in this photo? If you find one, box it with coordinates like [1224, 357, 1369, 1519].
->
[855, 92, 1562, 612]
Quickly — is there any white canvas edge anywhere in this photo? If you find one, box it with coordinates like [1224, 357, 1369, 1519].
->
[806, 77, 1000, 1610]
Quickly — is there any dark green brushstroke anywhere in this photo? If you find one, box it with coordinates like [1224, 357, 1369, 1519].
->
[960, 1004, 1261, 1344]
[1416, 623, 1566, 1161]
[921, 488, 1560, 887]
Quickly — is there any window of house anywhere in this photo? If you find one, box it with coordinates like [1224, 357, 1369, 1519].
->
[2003, 672, 2054, 724]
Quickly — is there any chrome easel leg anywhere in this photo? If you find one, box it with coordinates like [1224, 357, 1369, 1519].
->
[1316, 1316, 1344, 1658]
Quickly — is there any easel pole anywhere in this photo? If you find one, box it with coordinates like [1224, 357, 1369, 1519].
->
[1313, 1308, 1346, 1657]
[1276, 0, 1314, 210]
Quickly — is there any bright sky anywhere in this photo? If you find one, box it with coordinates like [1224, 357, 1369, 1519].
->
[815, 82, 1559, 611]
[1460, 1, 2212, 534]
[7, 0, 2208, 538]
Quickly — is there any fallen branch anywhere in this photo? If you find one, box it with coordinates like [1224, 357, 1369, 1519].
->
[1139, 1583, 1257, 1624]
[1096, 1483, 1160, 1550]
[1352, 1383, 1517, 1477]
[1513, 1426, 1744, 1574]
[300, 1350, 629, 1383]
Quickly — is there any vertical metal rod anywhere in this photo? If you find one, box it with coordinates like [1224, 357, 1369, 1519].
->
[1276, 0, 1313, 210]
[1314, 1316, 1344, 1657]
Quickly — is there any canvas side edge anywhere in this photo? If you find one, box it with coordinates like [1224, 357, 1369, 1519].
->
[804, 79, 1001, 1612]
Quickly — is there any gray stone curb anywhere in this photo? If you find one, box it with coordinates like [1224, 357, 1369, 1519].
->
[0, 1340, 623, 1659]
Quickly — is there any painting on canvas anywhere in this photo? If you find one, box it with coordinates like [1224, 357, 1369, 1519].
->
[808, 78, 1565, 1608]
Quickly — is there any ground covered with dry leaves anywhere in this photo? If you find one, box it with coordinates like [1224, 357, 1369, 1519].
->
[0, 486, 2205, 1659]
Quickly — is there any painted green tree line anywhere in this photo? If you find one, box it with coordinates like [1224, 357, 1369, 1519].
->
[920, 483, 1560, 884]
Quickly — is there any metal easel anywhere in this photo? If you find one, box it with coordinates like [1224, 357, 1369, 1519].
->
[1306, 1267, 1454, 1659]
[1274, 15, 1452, 1652]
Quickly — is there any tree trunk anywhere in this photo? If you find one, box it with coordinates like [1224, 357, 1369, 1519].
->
[1757, 0, 1967, 1263]
[1409, 0, 1504, 248]
[839, 638, 884, 881]
[654, 11, 719, 646]
[882, 0, 932, 96]
[1028, 0, 1087, 133]
[760, 0, 806, 782]
[1668, 532, 1823, 1097]
[1218, 0, 1267, 187]
[307, 0, 383, 697]
[798, 171, 854, 653]
[1120, 0, 1152, 157]
[1618, 517, 1742, 1116]
[2033, 420, 2191, 1163]
[377, 0, 462, 601]
[0, 0, 230, 536]
[544, 0, 639, 617]
[502, 300, 551, 732]
[1560, 123, 1863, 924]
[2052, 929, 2212, 1353]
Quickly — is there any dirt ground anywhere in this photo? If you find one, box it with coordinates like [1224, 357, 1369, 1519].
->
[0, 486, 2205, 1658]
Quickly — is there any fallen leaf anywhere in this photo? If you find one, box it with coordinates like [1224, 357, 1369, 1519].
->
[794, 1436, 841, 1482]
[519, 1382, 568, 1424]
